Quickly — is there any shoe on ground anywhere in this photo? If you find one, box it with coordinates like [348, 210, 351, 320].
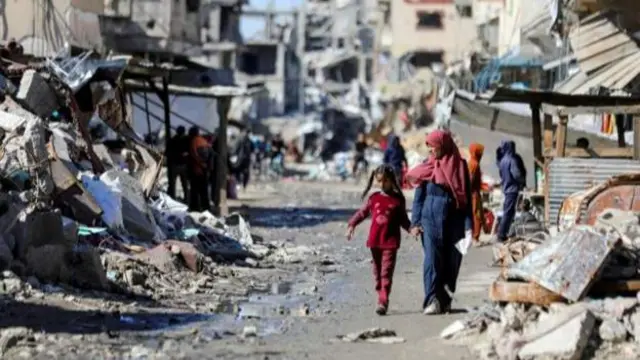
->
[376, 305, 387, 316]
[423, 301, 441, 315]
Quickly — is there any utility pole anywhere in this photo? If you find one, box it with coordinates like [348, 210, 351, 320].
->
[297, 0, 306, 114]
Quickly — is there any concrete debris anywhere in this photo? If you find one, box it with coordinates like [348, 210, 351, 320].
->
[447, 206, 640, 359]
[338, 328, 404, 344]
[599, 319, 628, 343]
[242, 325, 258, 338]
[0, 327, 31, 357]
[16, 70, 59, 118]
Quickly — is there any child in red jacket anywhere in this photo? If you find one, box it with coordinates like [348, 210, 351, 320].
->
[347, 164, 411, 315]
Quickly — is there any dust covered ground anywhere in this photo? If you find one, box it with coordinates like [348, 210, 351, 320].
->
[0, 179, 497, 359]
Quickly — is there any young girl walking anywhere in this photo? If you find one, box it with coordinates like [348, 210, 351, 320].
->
[346, 164, 411, 315]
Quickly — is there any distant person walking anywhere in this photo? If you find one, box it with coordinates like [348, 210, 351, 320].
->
[353, 133, 368, 176]
[496, 140, 527, 242]
[188, 127, 212, 211]
[167, 126, 190, 201]
[383, 135, 407, 183]
[231, 130, 254, 190]
[346, 165, 410, 316]
[467, 143, 485, 244]
[406, 130, 472, 315]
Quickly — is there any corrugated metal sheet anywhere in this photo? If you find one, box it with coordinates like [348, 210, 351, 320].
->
[506, 226, 618, 301]
[548, 158, 640, 225]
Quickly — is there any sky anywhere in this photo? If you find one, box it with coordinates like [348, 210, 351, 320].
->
[240, 0, 302, 39]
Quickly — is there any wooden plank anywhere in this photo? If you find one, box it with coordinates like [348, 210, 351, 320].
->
[542, 104, 640, 116]
[531, 104, 542, 192]
[555, 116, 568, 157]
[634, 115, 640, 160]
[215, 97, 232, 216]
[489, 280, 564, 306]
[543, 146, 634, 158]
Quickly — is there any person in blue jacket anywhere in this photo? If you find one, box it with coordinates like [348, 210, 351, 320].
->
[496, 140, 527, 242]
[406, 130, 472, 315]
[383, 135, 407, 183]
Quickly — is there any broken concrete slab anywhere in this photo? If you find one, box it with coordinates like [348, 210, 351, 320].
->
[16, 70, 59, 118]
[13, 210, 70, 259]
[507, 226, 619, 302]
[517, 304, 596, 360]
[0, 327, 30, 357]
[599, 319, 628, 343]
[25, 244, 110, 291]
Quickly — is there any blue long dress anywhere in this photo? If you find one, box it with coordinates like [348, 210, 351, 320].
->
[411, 163, 472, 310]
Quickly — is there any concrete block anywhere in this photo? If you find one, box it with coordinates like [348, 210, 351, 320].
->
[16, 70, 58, 118]
[13, 210, 71, 260]
[518, 306, 596, 360]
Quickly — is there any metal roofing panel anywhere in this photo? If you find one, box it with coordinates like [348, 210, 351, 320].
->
[506, 226, 618, 301]
[579, 41, 638, 74]
[548, 158, 640, 225]
[570, 22, 618, 49]
[573, 33, 630, 61]
[573, 53, 638, 93]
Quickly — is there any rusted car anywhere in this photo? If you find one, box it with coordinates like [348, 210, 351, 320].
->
[557, 174, 640, 231]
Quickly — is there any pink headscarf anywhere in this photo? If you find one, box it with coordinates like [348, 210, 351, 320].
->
[405, 130, 469, 209]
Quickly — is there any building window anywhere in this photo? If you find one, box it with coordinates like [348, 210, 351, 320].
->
[416, 11, 443, 29]
[409, 51, 444, 68]
[186, 0, 200, 13]
[458, 5, 472, 18]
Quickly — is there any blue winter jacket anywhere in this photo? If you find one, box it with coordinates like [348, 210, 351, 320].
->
[498, 140, 526, 194]
[383, 135, 407, 171]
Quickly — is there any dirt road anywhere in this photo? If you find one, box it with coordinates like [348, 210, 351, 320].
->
[202, 181, 498, 360]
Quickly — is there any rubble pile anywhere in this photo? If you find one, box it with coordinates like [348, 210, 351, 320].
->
[443, 208, 640, 359]
[0, 58, 279, 298]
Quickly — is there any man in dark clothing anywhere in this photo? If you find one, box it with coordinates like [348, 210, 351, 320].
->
[232, 130, 254, 190]
[497, 140, 527, 242]
[383, 135, 407, 183]
[270, 133, 285, 159]
[353, 132, 368, 176]
[167, 126, 190, 201]
[188, 127, 212, 211]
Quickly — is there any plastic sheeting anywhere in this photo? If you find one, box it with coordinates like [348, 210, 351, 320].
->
[79, 172, 124, 231]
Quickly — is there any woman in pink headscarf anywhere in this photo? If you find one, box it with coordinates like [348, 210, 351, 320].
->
[406, 130, 472, 315]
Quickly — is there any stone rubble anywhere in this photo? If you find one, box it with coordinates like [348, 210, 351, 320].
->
[444, 208, 640, 360]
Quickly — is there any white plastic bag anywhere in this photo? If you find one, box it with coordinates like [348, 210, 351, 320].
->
[79, 172, 124, 231]
[455, 230, 473, 255]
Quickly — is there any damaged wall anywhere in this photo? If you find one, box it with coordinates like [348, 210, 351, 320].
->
[0, 0, 105, 57]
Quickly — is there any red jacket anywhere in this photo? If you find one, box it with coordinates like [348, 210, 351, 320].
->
[190, 135, 210, 175]
[348, 191, 410, 249]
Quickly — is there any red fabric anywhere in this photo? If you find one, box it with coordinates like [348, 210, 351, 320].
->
[190, 135, 209, 175]
[380, 138, 388, 151]
[348, 191, 410, 249]
[371, 248, 397, 307]
[405, 130, 469, 209]
[483, 209, 495, 234]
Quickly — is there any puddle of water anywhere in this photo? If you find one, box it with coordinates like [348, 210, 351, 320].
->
[118, 313, 214, 330]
